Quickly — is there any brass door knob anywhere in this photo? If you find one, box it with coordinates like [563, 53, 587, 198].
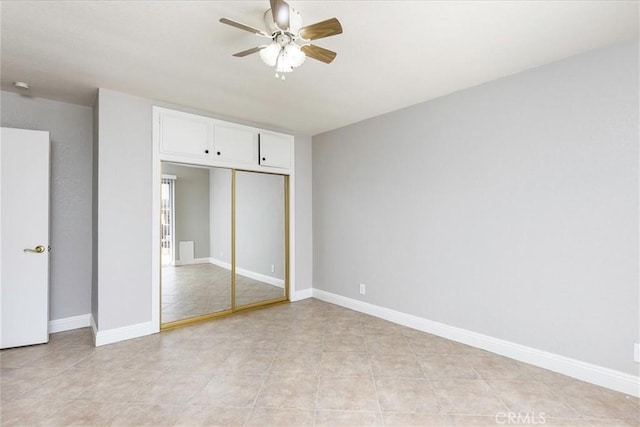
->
[24, 245, 46, 253]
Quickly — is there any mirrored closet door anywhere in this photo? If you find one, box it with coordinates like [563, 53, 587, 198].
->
[160, 163, 288, 327]
[235, 171, 287, 308]
[160, 163, 232, 324]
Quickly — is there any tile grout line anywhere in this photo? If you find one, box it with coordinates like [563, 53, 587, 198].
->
[364, 321, 386, 426]
[311, 313, 328, 427]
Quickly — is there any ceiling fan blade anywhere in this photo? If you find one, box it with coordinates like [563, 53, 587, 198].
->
[232, 46, 264, 57]
[270, 0, 290, 31]
[220, 18, 269, 37]
[301, 44, 337, 64]
[299, 18, 343, 41]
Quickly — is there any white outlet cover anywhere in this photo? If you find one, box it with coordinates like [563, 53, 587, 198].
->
[634, 343, 640, 363]
[359, 283, 366, 295]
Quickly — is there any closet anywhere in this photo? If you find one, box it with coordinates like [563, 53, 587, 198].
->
[153, 107, 293, 329]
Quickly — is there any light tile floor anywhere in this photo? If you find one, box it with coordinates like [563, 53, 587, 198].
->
[162, 264, 284, 323]
[1, 299, 638, 426]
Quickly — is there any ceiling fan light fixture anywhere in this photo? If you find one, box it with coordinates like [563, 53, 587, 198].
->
[220, 0, 342, 79]
[283, 43, 305, 67]
[260, 43, 281, 66]
[274, 43, 305, 79]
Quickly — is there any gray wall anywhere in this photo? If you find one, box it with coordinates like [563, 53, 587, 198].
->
[294, 135, 313, 290]
[210, 167, 232, 264]
[209, 168, 286, 280]
[96, 89, 152, 330]
[92, 94, 99, 325]
[1, 91, 93, 321]
[162, 163, 210, 260]
[236, 171, 285, 280]
[313, 40, 639, 375]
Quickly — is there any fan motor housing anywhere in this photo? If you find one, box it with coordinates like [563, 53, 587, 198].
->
[264, 7, 302, 35]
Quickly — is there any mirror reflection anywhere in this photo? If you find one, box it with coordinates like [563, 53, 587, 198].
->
[235, 171, 286, 306]
[161, 163, 232, 323]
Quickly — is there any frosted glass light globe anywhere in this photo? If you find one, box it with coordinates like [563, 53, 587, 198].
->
[259, 43, 281, 67]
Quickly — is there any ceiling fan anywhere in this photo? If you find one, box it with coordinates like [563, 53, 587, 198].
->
[219, 0, 343, 80]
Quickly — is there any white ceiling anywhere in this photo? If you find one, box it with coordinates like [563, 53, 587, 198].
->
[1, 1, 638, 135]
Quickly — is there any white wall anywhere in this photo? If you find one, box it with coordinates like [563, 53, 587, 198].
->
[1, 91, 93, 322]
[313, 40, 639, 376]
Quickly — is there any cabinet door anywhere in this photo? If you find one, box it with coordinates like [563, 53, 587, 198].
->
[259, 133, 293, 169]
[159, 110, 213, 160]
[214, 124, 258, 165]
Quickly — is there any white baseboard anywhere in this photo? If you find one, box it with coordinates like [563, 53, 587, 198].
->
[48, 314, 91, 333]
[209, 258, 284, 288]
[312, 289, 640, 397]
[290, 288, 313, 302]
[173, 257, 210, 267]
[90, 314, 156, 347]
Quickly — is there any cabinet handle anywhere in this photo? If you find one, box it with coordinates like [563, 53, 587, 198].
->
[217, 151, 221, 155]
[262, 157, 266, 161]
[205, 150, 209, 154]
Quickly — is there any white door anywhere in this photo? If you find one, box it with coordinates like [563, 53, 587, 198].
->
[0, 127, 50, 349]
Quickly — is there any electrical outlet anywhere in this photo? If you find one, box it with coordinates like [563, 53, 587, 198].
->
[634, 343, 640, 363]
[359, 283, 366, 295]
[219, 251, 223, 257]
[271, 264, 275, 273]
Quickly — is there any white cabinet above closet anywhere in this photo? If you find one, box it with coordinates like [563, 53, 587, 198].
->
[154, 106, 293, 173]
[157, 109, 213, 161]
[214, 124, 258, 165]
[260, 132, 293, 169]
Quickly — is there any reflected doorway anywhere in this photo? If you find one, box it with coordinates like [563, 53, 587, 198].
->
[161, 175, 176, 266]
